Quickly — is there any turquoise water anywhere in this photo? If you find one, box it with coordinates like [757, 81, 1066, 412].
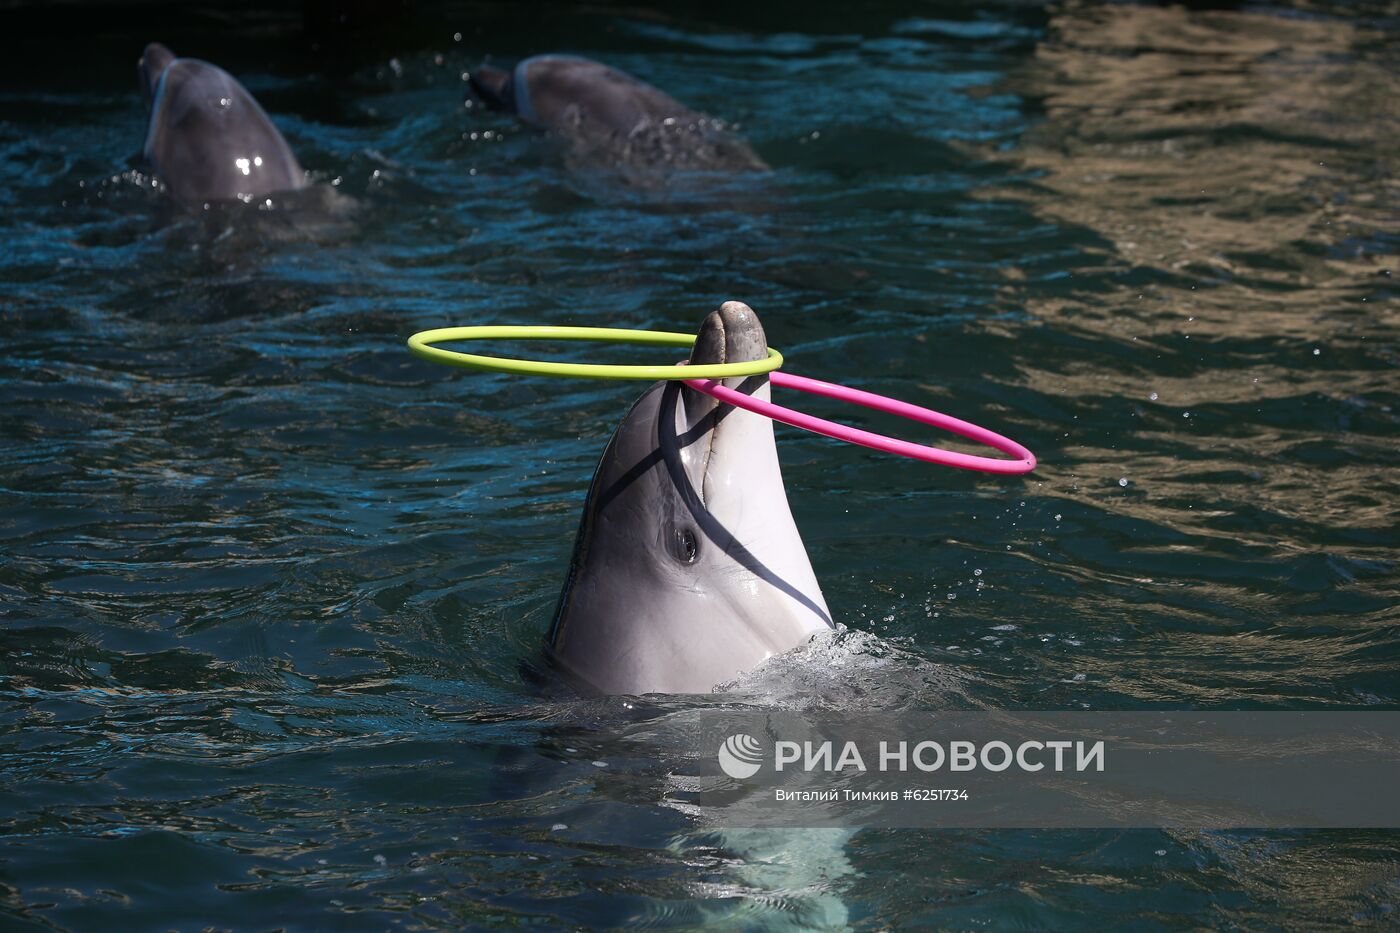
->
[2, 1, 1398, 928]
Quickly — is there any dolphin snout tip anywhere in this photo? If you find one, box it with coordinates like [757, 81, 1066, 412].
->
[467, 63, 514, 113]
[690, 301, 767, 368]
[138, 42, 176, 107]
[715, 300, 760, 332]
[140, 42, 176, 74]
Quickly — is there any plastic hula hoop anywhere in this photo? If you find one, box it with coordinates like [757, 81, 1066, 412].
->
[683, 371, 1036, 474]
[407, 325, 784, 381]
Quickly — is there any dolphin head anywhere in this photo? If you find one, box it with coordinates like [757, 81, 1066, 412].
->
[467, 63, 518, 114]
[547, 301, 833, 696]
[138, 42, 306, 208]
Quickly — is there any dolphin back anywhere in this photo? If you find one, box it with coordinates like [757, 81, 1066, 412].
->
[141, 45, 305, 207]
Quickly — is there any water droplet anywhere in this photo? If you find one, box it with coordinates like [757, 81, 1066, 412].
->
[1118, 477, 1129, 487]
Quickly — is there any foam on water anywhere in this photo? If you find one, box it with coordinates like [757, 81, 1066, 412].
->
[720, 627, 976, 713]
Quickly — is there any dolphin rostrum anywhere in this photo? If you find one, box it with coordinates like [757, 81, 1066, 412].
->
[469, 55, 767, 172]
[139, 42, 307, 208]
[548, 302, 832, 695]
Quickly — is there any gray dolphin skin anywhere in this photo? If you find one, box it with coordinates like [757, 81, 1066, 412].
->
[139, 42, 307, 208]
[469, 55, 767, 172]
[548, 302, 832, 695]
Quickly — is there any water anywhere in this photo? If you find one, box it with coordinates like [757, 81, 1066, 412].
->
[2, 1, 1398, 928]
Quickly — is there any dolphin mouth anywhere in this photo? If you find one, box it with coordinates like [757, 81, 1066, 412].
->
[674, 303, 832, 629]
[656, 378, 833, 632]
[680, 300, 771, 492]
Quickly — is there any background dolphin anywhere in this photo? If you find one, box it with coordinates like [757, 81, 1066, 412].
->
[469, 54, 767, 173]
[139, 42, 307, 208]
[548, 301, 832, 695]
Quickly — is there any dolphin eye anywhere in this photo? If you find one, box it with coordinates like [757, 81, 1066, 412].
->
[671, 527, 700, 564]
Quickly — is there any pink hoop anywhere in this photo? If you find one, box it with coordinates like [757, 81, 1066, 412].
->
[682, 372, 1036, 474]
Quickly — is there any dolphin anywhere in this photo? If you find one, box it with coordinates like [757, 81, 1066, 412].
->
[139, 42, 307, 208]
[469, 55, 767, 172]
[547, 301, 832, 695]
